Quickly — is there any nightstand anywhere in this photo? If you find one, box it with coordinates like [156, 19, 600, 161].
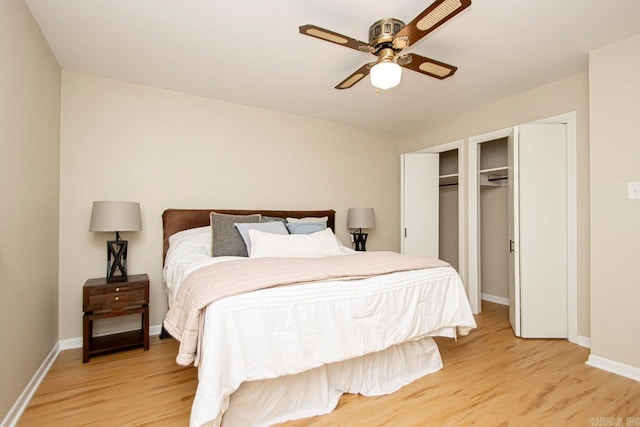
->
[83, 273, 149, 363]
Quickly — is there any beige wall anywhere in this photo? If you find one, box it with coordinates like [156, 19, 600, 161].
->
[0, 0, 61, 420]
[398, 73, 591, 337]
[589, 33, 640, 369]
[58, 71, 400, 339]
[480, 186, 509, 299]
[439, 186, 459, 270]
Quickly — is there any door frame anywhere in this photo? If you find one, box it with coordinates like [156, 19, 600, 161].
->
[467, 112, 577, 343]
[412, 140, 467, 292]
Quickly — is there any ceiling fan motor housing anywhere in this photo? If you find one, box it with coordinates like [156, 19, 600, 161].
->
[368, 18, 405, 51]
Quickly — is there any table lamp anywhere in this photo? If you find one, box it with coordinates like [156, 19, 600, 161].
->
[347, 208, 375, 251]
[89, 201, 142, 282]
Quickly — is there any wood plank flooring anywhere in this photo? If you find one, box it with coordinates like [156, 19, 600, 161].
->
[19, 302, 640, 426]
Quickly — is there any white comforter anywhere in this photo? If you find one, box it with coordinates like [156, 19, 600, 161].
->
[164, 228, 476, 427]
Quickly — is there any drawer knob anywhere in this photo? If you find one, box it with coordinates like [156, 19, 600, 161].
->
[115, 296, 119, 301]
[115, 287, 120, 292]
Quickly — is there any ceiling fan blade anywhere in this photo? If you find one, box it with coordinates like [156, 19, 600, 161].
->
[299, 24, 372, 52]
[401, 54, 457, 79]
[395, 0, 471, 47]
[335, 63, 374, 90]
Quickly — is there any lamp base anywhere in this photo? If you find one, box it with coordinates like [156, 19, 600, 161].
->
[352, 232, 368, 252]
[106, 239, 128, 283]
[107, 274, 128, 283]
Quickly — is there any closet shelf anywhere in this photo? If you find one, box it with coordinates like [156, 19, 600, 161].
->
[439, 173, 459, 186]
[479, 166, 508, 176]
[479, 166, 508, 187]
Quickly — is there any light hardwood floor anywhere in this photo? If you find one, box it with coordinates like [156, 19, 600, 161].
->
[19, 302, 640, 426]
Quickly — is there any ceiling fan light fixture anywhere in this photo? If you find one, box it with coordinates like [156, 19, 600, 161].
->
[370, 62, 402, 90]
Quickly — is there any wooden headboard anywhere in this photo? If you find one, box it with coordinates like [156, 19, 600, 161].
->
[162, 209, 336, 262]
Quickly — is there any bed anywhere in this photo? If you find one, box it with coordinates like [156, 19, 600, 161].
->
[162, 208, 476, 427]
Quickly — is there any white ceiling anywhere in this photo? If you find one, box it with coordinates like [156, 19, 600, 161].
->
[26, 0, 640, 134]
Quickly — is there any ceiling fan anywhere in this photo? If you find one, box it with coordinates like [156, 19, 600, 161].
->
[299, 0, 471, 90]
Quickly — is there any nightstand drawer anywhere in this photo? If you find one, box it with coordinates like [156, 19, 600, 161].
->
[83, 274, 149, 312]
[85, 289, 146, 311]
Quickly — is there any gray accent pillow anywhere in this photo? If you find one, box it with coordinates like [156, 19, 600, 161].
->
[210, 212, 261, 257]
[234, 221, 289, 256]
[261, 216, 287, 224]
[286, 221, 327, 235]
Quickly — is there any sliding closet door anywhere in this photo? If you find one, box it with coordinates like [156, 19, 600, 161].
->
[518, 123, 568, 338]
[401, 153, 439, 258]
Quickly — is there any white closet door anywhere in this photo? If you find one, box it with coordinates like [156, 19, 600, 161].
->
[518, 123, 568, 338]
[401, 153, 439, 258]
[507, 127, 521, 337]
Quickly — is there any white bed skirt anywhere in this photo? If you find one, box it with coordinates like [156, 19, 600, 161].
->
[220, 336, 442, 427]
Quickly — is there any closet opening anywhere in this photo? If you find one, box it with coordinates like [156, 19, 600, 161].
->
[478, 138, 510, 312]
[438, 149, 459, 271]
[469, 115, 576, 340]
[401, 140, 466, 286]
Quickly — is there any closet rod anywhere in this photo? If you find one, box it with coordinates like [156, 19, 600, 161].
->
[439, 183, 459, 187]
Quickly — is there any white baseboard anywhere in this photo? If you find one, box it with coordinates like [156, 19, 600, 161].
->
[586, 354, 640, 382]
[481, 293, 510, 306]
[150, 324, 162, 337]
[59, 336, 83, 350]
[2, 324, 165, 426]
[60, 324, 163, 350]
[0, 342, 61, 427]
[577, 335, 591, 348]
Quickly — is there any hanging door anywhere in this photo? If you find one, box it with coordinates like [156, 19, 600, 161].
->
[508, 124, 568, 338]
[401, 153, 439, 258]
[518, 123, 568, 338]
[507, 127, 521, 336]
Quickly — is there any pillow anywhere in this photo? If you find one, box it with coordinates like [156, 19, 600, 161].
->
[234, 221, 289, 256]
[164, 226, 213, 295]
[286, 221, 327, 234]
[165, 226, 212, 275]
[286, 216, 328, 224]
[168, 225, 211, 248]
[210, 212, 261, 257]
[261, 216, 287, 224]
[249, 228, 344, 258]
[334, 235, 356, 254]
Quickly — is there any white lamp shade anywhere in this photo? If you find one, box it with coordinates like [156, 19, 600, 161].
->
[347, 208, 376, 230]
[89, 201, 142, 232]
[370, 62, 402, 90]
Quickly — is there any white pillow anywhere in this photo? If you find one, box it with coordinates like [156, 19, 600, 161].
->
[286, 216, 328, 223]
[164, 226, 212, 285]
[168, 225, 211, 248]
[234, 221, 289, 255]
[249, 227, 344, 258]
